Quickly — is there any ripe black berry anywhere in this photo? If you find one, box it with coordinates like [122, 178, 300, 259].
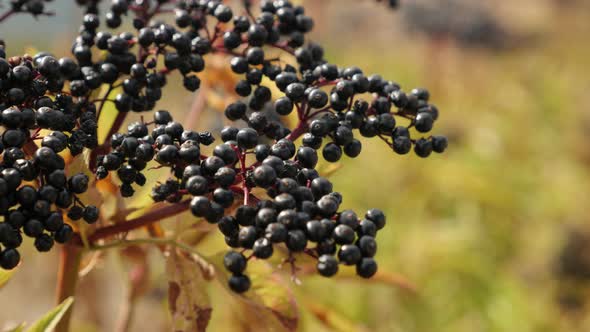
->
[317, 254, 339, 277]
[224, 251, 247, 274]
[356, 257, 378, 278]
[228, 274, 251, 293]
[338, 244, 362, 265]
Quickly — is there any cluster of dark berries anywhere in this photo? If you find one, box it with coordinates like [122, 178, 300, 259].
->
[84, 1, 447, 292]
[0, 0, 449, 294]
[95, 110, 216, 197]
[0, 48, 100, 269]
[0, 51, 100, 155]
[222, 197, 385, 293]
[216, 1, 446, 161]
[101, 109, 384, 292]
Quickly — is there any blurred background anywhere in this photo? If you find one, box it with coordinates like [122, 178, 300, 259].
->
[2, 0, 590, 331]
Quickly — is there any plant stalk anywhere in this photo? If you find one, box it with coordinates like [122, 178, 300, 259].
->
[55, 244, 83, 332]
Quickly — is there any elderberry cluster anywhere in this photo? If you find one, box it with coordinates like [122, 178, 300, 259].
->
[221, 196, 385, 293]
[101, 109, 384, 292]
[95, 110, 216, 197]
[0, 49, 100, 269]
[1, 0, 449, 294]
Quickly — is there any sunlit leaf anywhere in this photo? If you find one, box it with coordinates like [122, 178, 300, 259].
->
[96, 84, 122, 144]
[25, 297, 74, 332]
[166, 249, 212, 332]
[210, 252, 299, 331]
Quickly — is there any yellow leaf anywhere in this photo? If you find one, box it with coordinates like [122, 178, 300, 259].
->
[96, 84, 122, 144]
[210, 252, 299, 331]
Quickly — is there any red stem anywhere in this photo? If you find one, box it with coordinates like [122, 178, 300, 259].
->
[72, 199, 191, 245]
[239, 150, 250, 205]
[0, 9, 14, 23]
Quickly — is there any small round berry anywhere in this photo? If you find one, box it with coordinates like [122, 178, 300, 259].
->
[296, 146, 318, 168]
[286, 230, 307, 252]
[68, 173, 89, 194]
[365, 209, 386, 230]
[274, 97, 294, 115]
[265, 223, 288, 243]
[238, 226, 258, 248]
[432, 136, 448, 153]
[308, 89, 328, 109]
[253, 165, 277, 188]
[415, 112, 434, 133]
[253, 238, 273, 259]
[393, 136, 412, 155]
[322, 143, 342, 163]
[338, 244, 362, 265]
[0, 249, 20, 269]
[305, 220, 327, 242]
[414, 138, 433, 158]
[83, 205, 99, 224]
[333, 224, 355, 245]
[190, 196, 211, 218]
[228, 274, 251, 293]
[236, 128, 259, 149]
[34, 234, 54, 252]
[357, 236, 377, 257]
[356, 257, 378, 278]
[317, 254, 339, 277]
[54, 224, 74, 244]
[224, 251, 247, 274]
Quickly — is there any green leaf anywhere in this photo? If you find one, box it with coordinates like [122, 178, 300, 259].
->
[25, 297, 74, 332]
[0, 268, 16, 289]
[166, 250, 212, 332]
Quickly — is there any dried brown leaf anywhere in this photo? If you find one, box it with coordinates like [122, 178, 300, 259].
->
[166, 249, 213, 332]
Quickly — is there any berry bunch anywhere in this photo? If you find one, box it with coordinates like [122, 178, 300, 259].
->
[0, 50, 100, 269]
[221, 199, 385, 293]
[101, 110, 384, 293]
[0, 0, 449, 296]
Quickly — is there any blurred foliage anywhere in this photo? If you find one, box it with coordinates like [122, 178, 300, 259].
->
[2, 0, 590, 331]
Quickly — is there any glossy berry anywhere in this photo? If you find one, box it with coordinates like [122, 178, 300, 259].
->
[338, 244, 362, 265]
[317, 254, 339, 277]
[356, 257, 378, 278]
[224, 251, 247, 274]
[0, 249, 20, 269]
[228, 274, 251, 293]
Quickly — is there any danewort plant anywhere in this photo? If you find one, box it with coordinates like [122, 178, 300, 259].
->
[0, 0, 447, 330]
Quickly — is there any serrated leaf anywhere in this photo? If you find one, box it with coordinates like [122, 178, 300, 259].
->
[0, 268, 16, 289]
[25, 297, 74, 332]
[210, 252, 299, 331]
[166, 250, 212, 332]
